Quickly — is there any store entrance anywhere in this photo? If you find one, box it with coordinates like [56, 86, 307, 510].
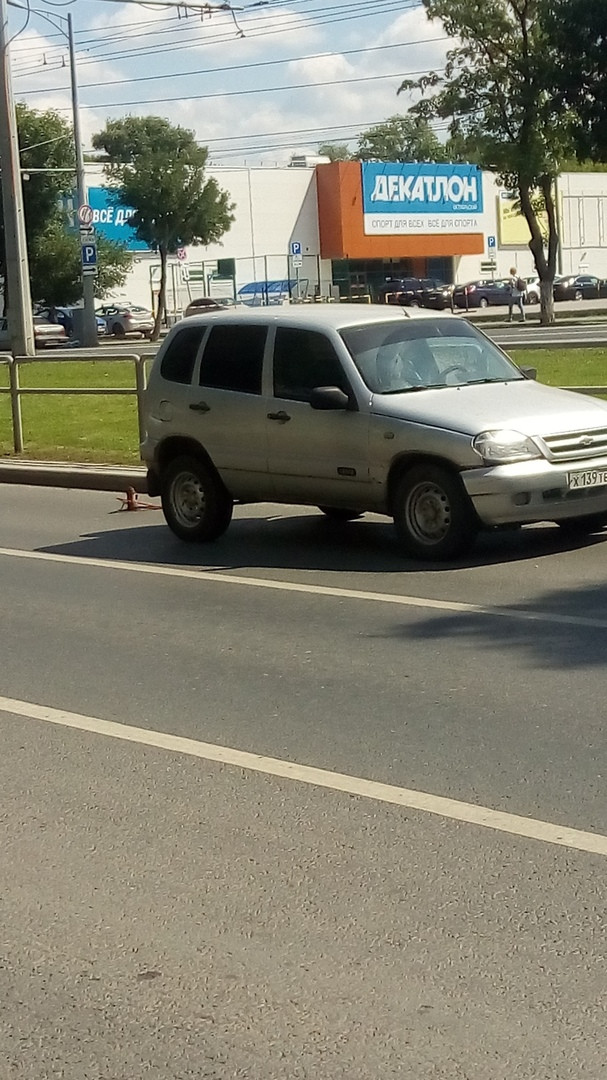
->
[332, 257, 454, 301]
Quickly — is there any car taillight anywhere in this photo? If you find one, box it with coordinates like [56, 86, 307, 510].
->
[466, 285, 476, 293]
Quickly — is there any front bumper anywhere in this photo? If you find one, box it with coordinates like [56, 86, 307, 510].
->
[462, 456, 607, 525]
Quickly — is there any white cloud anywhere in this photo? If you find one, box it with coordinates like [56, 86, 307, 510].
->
[9, 0, 458, 166]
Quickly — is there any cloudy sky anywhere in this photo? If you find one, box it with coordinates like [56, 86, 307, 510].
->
[9, 0, 452, 166]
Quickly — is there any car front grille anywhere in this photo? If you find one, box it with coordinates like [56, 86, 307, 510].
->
[542, 427, 607, 461]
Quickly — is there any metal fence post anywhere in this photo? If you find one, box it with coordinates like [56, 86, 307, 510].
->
[8, 356, 23, 453]
[134, 354, 147, 450]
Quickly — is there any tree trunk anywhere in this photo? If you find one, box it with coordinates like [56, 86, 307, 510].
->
[152, 244, 167, 341]
[539, 278, 554, 321]
[518, 176, 558, 326]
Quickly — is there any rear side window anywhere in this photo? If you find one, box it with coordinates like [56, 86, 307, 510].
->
[199, 324, 266, 394]
[160, 325, 205, 384]
[273, 327, 350, 402]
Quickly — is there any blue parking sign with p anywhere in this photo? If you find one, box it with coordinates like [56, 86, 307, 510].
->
[290, 241, 302, 256]
[82, 242, 97, 268]
[487, 235, 496, 249]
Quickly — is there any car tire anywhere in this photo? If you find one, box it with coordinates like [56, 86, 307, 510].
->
[557, 513, 607, 536]
[409, 299, 420, 308]
[574, 289, 583, 301]
[318, 506, 363, 521]
[479, 297, 489, 308]
[161, 455, 233, 542]
[112, 323, 126, 337]
[393, 464, 478, 560]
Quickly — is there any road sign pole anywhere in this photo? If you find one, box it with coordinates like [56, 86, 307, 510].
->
[69, 13, 98, 348]
[0, 0, 35, 355]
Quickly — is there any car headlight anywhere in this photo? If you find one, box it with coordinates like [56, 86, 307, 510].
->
[473, 429, 541, 464]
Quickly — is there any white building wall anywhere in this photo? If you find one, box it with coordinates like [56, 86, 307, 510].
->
[86, 164, 332, 312]
[86, 163, 607, 307]
[558, 172, 607, 275]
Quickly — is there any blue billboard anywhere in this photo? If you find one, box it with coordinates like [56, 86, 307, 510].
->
[86, 187, 150, 252]
[361, 162, 484, 236]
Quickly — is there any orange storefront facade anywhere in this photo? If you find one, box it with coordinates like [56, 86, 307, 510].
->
[316, 161, 485, 298]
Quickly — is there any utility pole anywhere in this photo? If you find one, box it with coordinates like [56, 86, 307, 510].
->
[68, 13, 98, 347]
[0, 0, 35, 355]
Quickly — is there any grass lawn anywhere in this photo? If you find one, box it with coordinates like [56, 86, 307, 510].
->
[509, 348, 607, 390]
[1, 349, 607, 465]
[0, 358, 145, 464]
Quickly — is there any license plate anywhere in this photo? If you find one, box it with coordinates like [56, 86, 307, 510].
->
[568, 469, 607, 490]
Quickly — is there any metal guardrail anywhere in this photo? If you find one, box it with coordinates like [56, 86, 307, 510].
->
[0, 351, 147, 455]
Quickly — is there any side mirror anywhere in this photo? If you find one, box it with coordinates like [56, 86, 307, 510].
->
[309, 386, 351, 410]
[519, 366, 537, 380]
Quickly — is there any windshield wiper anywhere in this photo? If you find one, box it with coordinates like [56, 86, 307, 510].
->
[382, 384, 429, 395]
[465, 377, 522, 385]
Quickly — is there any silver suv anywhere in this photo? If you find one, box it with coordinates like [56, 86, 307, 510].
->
[142, 305, 607, 559]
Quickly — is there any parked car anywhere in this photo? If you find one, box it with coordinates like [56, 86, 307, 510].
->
[96, 303, 154, 338]
[418, 279, 454, 311]
[0, 315, 68, 350]
[375, 277, 426, 306]
[36, 306, 106, 337]
[524, 276, 540, 304]
[553, 274, 607, 301]
[141, 304, 607, 561]
[452, 279, 512, 309]
[184, 297, 231, 318]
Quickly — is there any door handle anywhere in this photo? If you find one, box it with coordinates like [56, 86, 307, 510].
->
[189, 401, 211, 413]
[267, 410, 291, 423]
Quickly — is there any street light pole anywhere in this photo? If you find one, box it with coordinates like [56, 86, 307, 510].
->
[68, 12, 98, 348]
[0, 0, 35, 355]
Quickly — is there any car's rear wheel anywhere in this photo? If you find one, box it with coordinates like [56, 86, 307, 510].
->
[479, 297, 489, 308]
[393, 464, 478, 560]
[318, 506, 363, 521]
[409, 299, 420, 308]
[161, 455, 233, 542]
[557, 513, 607, 536]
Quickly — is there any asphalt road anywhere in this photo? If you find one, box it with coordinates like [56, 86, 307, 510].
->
[2, 487, 607, 1078]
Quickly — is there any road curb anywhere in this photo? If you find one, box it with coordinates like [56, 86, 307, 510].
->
[0, 459, 148, 494]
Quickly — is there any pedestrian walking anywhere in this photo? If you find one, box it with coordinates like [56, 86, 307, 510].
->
[507, 266, 526, 322]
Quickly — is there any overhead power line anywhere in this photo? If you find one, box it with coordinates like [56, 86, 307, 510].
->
[12, 0, 422, 75]
[28, 64, 444, 111]
[13, 33, 448, 93]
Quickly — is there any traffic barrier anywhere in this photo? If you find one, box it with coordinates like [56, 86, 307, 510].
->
[0, 351, 146, 454]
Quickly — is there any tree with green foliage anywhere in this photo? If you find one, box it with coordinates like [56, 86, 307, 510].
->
[356, 114, 447, 163]
[317, 143, 352, 162]
[400, 0, 578, 324]
[92, 116, 235, 339]
[543, 0, 607, 161]
[29, 222, 132, 308]
[0, 105, 131, 314]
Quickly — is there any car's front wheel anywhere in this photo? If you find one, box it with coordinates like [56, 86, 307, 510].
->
[161, 455, 233, 542]
[393, 464, 478, 560]
[574, 289, 583, 301]
[111, 322, 126, 337]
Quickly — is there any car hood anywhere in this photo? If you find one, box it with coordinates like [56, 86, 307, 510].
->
[370, 379, 607, 437]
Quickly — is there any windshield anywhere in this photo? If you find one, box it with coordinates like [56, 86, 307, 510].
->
[339, 318, 525, 395]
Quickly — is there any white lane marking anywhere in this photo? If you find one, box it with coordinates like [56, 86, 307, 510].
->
[0, 694, 606, 857]
[0, 545, 605, 629]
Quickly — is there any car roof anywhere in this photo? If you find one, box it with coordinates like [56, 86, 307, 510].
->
[173, 303, 451, 333]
